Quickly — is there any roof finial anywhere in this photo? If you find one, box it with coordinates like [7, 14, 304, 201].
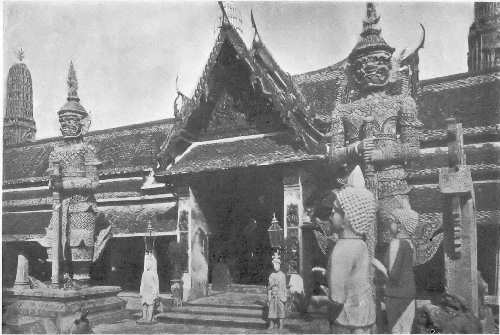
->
[218, 1, 230, 25]
[16, 48, 25, 62]
[67, 61, 79, 101]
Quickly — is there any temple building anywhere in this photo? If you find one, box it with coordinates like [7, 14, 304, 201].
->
[3, 2, 499, 307]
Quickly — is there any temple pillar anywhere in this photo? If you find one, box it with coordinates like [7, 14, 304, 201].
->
[176, 185, 209, 301]
[283, 169, 308, 279]
[176, 186, 191, 301]
[439, 119, 479, 316]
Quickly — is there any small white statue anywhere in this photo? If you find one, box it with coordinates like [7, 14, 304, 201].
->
[14, 253, 30, 289]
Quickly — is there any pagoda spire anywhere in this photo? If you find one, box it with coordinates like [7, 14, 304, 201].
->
[4, 49, 36, 145]
[67, 61, 79, 102]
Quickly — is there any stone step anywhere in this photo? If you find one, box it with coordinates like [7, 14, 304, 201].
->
[222, 284, 267, 295]
[156, 311, 266, 329]
[89, 308, 133, 328]
[185, 301, 264, 311]
[176, 304, 264, 318]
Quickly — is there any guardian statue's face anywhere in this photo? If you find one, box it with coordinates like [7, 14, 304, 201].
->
[351, 50, 392, 89]
[59, 113, 83, 138]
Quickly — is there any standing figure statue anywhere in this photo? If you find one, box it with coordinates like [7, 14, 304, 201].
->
[327, 3, 426, 259]
[139, 252, 159, 323]
[46, 62, 101, 283]
[267, 252, 287, 330]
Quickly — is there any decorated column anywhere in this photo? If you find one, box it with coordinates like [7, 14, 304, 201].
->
[176, 185, 209, 301]
[282, 170, 304, 275]
[439, 118, 479, 316]
[176, 186, 191, 301]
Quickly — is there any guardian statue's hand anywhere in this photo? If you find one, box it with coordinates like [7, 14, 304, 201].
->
[358, 138, 376, 163]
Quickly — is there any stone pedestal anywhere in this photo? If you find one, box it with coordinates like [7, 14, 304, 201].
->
[5, 286, 128, 334]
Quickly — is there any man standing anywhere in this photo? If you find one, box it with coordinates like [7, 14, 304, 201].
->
[326, 169, 377, 334]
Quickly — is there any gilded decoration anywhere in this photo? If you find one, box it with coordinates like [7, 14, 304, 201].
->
[178, 210, 189, 231]
[179, 233, 189, 272]
[286, 204, 299, 227]
[284, 233, 299, 274]
[205, 90, 254, 136]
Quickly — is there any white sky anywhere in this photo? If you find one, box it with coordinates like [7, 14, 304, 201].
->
[3, 1, 474, 139]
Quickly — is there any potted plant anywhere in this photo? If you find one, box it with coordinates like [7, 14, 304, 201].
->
[167, 241, 188, 304]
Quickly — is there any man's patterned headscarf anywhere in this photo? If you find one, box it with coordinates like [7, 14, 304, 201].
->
[335, 186, 377, 238]
[335, 166, 377, 263]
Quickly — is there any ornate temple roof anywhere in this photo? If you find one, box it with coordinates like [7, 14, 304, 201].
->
[3, 118, 174, 185]
[292, 59, 347, 119]
[417, 71, 500, 129]
[3, 4, 499, 185]
[159, 132, 321, 176]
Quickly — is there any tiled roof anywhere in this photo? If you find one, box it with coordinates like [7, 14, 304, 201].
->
[420, 125, 500, 145]
[417, 71, 499, 130]
[292, 60, 346, 118]
[3, 119, 175, 185]
[100, 202, 177, 234]
[419, 72, 500, 93]
[292, 60, 346, 85]
[161, 132, 322, 176]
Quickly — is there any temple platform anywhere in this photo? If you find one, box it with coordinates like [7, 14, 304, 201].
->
[4, 285, 129, 334]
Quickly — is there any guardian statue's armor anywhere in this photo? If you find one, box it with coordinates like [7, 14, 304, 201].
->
[46, 62, 101, 282]
[326, 4, 423, 253]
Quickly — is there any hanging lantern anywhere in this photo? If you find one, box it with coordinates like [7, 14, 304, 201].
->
[267, 213, 284, 249]
[144, 221, 155, 252]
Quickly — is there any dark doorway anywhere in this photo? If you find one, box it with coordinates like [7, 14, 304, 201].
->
[104, 237, 145, 291]
[198, 168, 283, 285]
[93, 236, 176, 293]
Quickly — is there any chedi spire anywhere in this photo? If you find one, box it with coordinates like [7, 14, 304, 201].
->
[4, 49, 36, 145]
[349, 2, 394, 60]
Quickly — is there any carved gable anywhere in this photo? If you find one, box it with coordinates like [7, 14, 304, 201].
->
[203, 90, 256, 139]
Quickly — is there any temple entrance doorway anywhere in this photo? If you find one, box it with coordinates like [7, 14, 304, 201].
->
[197, 168, 283, 286]
[92, 236, 176, 293]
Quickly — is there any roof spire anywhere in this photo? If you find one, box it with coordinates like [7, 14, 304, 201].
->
[218, 1, 230, 25]
[217, 2, 242, 32]
[16, 48, 25, 62]
[67, 61, 79, 102]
